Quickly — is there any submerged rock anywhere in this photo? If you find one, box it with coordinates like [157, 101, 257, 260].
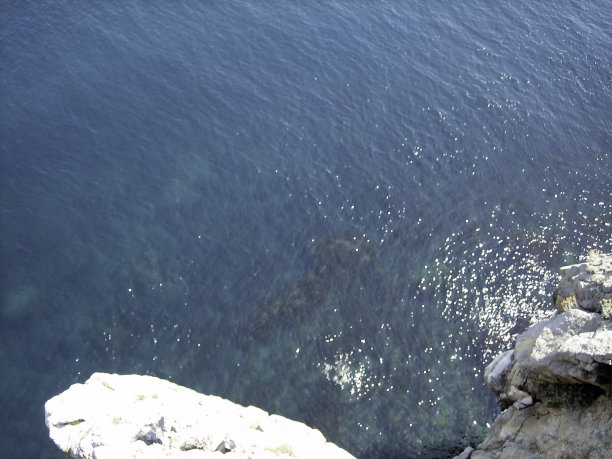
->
[45, 372, 356, 459]
[307, 233, 378, 282]
[458, 253, 612, 458]
[249, 274, 330, 334]
[245, 232, 381, 337]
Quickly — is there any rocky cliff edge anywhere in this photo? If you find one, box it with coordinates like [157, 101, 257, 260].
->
[45, 372, 356, 459]
[457, 251, 612, 459]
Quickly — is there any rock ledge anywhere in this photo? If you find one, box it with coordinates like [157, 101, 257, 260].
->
[45, 372, 356, 459]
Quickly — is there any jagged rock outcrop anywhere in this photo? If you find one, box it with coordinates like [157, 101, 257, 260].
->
[486, 308, 612, 406]
[45, 372, 356, 459]
[457, 252, 612, 459]
[553, 251, 612, 315]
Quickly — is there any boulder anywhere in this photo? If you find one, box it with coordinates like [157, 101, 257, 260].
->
[45, 372, 356, 459]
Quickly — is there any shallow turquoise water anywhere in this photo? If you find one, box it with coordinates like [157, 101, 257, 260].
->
[1, 1, 611, 457]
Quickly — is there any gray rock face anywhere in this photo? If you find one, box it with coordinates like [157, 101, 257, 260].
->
[553, 251, 612, 315]
[458, 253, 612, 458]
[504, 308, 612, 400]
[45, 373, 356, 459]
[472, 395, 612, 459]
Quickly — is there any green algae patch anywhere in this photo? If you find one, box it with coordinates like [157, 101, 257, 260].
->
[265, 444, 295, 457]
[102, 381, 115, 391]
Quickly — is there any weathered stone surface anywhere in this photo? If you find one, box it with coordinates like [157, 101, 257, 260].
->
[457, 253, 612, 458]
[45, 373, 356, 459]
[484, 350, 529, 405]
[553, 252, 612, 314]
[484, 350, 513, 396]
[508, 308, 612, 397]
[471, 395, 612, 459]
[484, 307, 612, 405]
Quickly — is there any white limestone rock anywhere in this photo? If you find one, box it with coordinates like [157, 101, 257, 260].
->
[45, 373, 356, 459]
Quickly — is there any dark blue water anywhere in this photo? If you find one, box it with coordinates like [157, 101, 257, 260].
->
[1, 1, 611, 457]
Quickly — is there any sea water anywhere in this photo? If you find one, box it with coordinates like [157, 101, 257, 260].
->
[1, 1, 610, 457]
